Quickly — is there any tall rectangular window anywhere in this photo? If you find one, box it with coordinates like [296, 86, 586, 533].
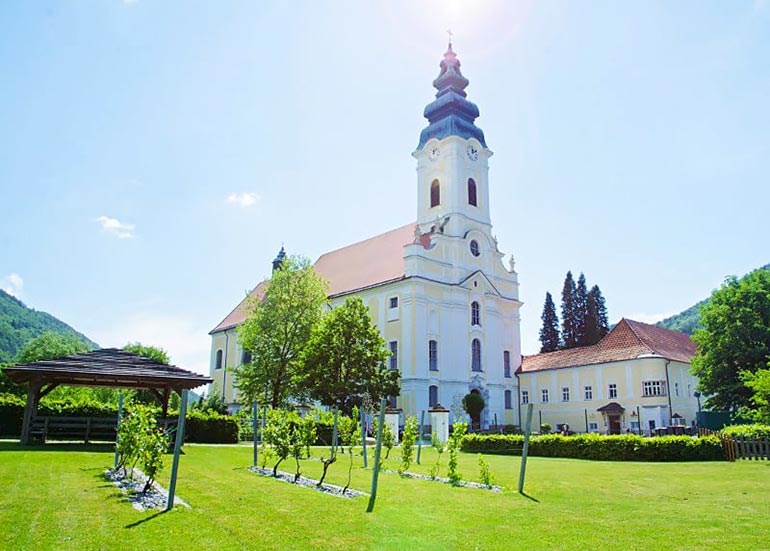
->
[562, 387, 570, 402]
[389, 341, 398, 370]
[389, 297, 398, 309]
[521, 390, 529, 404]
[429, 385, 438, 407]
[505, 390, 512, 410]
[503, 350, 511, 378]
[541, 389, 549, 403]
[428, 340, 438, 371]
[584, 385, 593, 400]
[608, 383, 618, 399]
[387, 297, 399, 321]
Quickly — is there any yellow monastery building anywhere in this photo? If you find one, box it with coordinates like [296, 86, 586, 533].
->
[209, 43, 522, 427]
[518, 319, 699, 435]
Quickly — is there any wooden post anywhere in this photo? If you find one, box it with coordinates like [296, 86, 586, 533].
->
[20, 380, 41, 445]
[584, 409, 589, 433]
[366, 398, 386, 513]
[331, 406, 340, 457]
[360, 407, 368, 468]
[114, 393, 124, 468]
[518, 403, 534, 494]
[166, 389, 189, 511]
[416, 410, 425, 465]
[253, 400, 258, 468]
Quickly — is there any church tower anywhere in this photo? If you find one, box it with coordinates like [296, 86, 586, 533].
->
[413, 42, 492, 233]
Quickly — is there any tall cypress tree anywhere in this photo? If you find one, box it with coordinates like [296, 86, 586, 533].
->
[561, 271, 578, 349]
[585, 285, 610, 345]
[575, 273, 588, 346]
[539, 292, 561, 353]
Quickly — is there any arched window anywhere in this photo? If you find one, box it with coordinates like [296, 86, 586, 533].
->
[430, 179, 440, 208]
[429, 385, 438, 407]
[428, 339, 438, 371]
[504, 350, 511, 378]
[471, 301, 480, 326]
[215, 349, 223, 370]
[242, 350, 252, 365]
[505, 390, 512, 410]
[467, 178, 477, 206]
[471, 338, 482, 371]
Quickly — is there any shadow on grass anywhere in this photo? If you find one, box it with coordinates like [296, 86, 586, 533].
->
[0, 441, 114, 453]
[519, 491, 540, 503]
[125, 510, 167, 529]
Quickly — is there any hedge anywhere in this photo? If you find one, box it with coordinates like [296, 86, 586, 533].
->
[720, 424, 770, 440]
[0, 394, 239, 444]
[460, 433, 725, 461]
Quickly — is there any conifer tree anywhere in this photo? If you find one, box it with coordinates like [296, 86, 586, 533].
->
[539, 292, 561, 353]
[560, 271, 578, 349]
[574, 273, 589, 346]
[585, 285, 610, 345]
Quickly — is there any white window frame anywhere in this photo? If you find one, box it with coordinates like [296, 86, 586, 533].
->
[387, 296, 399, 321]
[608, 383, 618, 399]
[521, 390, 529, 405]
[541, 389, 549, 404]
[642, 380, 666, 397]
[584, 385, 593, 401]
[428, 339, 438, 371]
[389, 341, 398, 370]
[562, 387, 570, 402]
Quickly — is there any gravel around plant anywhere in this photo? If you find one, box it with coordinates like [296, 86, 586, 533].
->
[247, 466, 368, 499]
[104, 468, 190, 511]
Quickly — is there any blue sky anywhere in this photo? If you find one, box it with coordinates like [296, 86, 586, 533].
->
[1, 1, 768, 375]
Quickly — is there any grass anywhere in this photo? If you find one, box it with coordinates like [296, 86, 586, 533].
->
[0, 440, 768, 550]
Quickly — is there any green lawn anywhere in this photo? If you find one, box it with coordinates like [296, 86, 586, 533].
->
[0, 440, 768, 550]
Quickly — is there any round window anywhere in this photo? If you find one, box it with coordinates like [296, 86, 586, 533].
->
[470, 240, 480, 257]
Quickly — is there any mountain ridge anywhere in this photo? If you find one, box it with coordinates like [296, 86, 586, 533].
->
[0, 290, 98, 363]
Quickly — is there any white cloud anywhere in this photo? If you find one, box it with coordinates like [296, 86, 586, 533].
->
[226, 192, 260, 207]
[626, 312, 677, 325]
[96, 216, 136, 239]
[87, 312, 212, 380]
[1, 273, 24, 297]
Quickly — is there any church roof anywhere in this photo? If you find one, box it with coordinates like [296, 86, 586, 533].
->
[210, 222, 427, 334]
[519, 319, 697, 373]
[417, 44, 486, 149]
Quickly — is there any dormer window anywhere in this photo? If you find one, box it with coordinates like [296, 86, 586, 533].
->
[468, 178, 477, 206]
[430, 179, 440, 208]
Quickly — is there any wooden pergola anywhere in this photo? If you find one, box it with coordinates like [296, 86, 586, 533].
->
[2, 348, 212, 444]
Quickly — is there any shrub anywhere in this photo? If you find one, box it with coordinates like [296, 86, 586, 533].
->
[186, 411, 239, 444]
[721, 424, 770, 440]
[478, 454, 494, 487]
[115, 403, 168, 493]
[399, 416, 418, 474]
[540, 423, 552, 434]
[460, 433, 725, 461]
[447, 422, 467, 483]
[429, 432, 444, 480]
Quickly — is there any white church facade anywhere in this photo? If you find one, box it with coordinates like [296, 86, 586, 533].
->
[209, 43, 522, 428]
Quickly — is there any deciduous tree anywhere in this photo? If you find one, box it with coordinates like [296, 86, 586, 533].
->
[691, 269, 770, 411]
[300, 297, 400, 414]
[237, 255, 328, 409]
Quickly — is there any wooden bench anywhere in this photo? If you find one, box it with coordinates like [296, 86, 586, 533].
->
[29, 416, 118, 444]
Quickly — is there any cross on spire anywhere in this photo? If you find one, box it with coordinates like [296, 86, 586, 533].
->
[447, 28, 453, 49]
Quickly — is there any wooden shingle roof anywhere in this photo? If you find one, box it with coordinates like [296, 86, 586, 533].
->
[3, 348, 212, 390]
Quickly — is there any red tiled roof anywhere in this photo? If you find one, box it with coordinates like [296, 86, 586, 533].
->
[209, 281, 268, 334]
[210, 222, 424, 333]
[314, 222, 419, 296]
[519, 319, 697, 373]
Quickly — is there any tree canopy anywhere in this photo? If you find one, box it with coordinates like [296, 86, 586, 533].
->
[539, 292, 561, 353]
[123, 342, 170, 364]
[560, 271, 578, 349]
[692, 269, 770, 411]
[236, 255, 328, 409]
[16, 331, 90, 364]
[299, 296, 399, 414]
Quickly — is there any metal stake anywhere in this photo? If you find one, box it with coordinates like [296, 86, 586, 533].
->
[518, 403, 534, 494]
[360, 406, 368, 468]
[366, 398, 387, 513]
[417, 410, 425, 465]
[166, 389, 189, 511]
[113, 393, 124, 468]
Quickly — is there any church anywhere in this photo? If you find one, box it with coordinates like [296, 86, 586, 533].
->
[209, 42, 522, 428]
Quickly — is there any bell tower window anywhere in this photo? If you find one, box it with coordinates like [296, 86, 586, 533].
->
[471, 301, 481, 326]
[467, 178, 477, 206]
[430, 179, 440, 208]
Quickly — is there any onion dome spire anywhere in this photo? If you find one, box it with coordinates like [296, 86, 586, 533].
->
[417, 42, 486, 149]
[272, 246, 286, 273]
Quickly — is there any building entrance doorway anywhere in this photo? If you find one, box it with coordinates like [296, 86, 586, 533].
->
[608, 414, 621, 434]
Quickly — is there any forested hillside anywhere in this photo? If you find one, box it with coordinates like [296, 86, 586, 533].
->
[0, 290, 97, 362]
[656, 263, 770, 335]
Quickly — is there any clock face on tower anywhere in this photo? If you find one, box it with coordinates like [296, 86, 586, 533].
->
[428, 147, 440, 162]
[466, 145, 479, 161]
